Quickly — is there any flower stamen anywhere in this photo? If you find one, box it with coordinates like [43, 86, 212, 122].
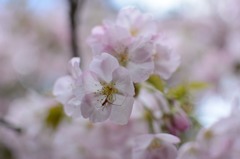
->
[118, 53, 128, 67]
[98, 82, 118, 109]
[147, 138, 162, 150]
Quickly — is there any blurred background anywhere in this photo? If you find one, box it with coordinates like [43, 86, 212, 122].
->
[0, 0, 240, 158]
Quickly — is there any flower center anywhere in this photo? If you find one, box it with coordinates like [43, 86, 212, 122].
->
[204, 130, 213, 139]
[118, 53, 128, 67]
[147, 138, 162, 150]
[130, 28, 139, 37]
[99, 82, 118, 106]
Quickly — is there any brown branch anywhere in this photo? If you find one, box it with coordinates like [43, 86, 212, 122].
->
[68, 0, 85, 63]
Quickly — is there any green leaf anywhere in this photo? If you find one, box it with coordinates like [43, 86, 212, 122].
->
[166, 82, 209, 101]
[147, 75, 165, 92]
[189, 82, 208, 90]
[166, 85, 188, 100]
[44, 104, 65, 129]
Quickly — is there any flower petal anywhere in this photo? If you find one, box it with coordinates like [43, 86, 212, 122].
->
[127, 60, 154, 83]
[89, 53, 119, 82]
[112, 67, 134, 96]
[116, 6, 157, 38]
[154, 44, 180, 80]
[68, 57, 82, 79]
[81, 93, 111, 123]
[109, 95, 134, 125]
[65, 97, 81, 118]
[82, 71, 102, 94]
[155, 133, 180, 144]
[128, 38, 153, 63]
[53, 76, 74, 104]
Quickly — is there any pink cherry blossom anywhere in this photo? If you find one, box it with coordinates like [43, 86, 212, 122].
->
[80, 53, 135, 125]
[152, 35, 180, 80]
[53, 57, 83, 118]
[178, 105, 240, 159]
[88, 23, 154, 83]
[116, 6, 157, 38]
[133, 133, 180, 159]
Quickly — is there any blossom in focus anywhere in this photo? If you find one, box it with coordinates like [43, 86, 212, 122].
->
[88, 7, 180, 82]
[133, 133, 180, 159]
[81, 53, 135, 125]
[53, 57, 83, 118]
[88, 23, 154, 83]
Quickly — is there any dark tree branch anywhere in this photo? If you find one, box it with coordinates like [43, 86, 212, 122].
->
[68, 0, 85, 63]
[0, 118, 22, 134]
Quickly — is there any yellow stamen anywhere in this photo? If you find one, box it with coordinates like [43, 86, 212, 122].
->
[148, 138, 162, 150]
[118, 53, 128, 67]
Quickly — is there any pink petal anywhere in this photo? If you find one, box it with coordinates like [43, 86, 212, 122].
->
[87, 26, 106, 55]
[117, 6, 157, 38]
[53, 76, 74, 104]
[128, 38, 153, 63]
[65, 97, 82, 118]
[68, 57, 82, 79]
[154, 44, 180, 80]
[155, 133, 180, 144]
[127, 60, 154, 83]
[134, 134, 156, 150]
[89, 53, 119, 83]
[112, 67, 134, 96]
[109, 95, 134, 125]
[81, 93, 111, 123]
[82, 71, 102, 94]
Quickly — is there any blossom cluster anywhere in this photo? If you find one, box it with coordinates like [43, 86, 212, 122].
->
[3, 1, 240, 159]
[53, 6, 180, 125]
[178, 105, 240, 159]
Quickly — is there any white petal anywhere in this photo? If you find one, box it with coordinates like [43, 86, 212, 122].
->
[134, 134, 156, 150]
[82, 71, 102, 94]
[87, 26, 106, 55]
[53, 76, 74, 104]
[112, 67, 134, 96]
[154, 44, 180, 80]
[117, 6, 157, 38]
[128, 38, 153, 63]
[81, 93, 111, 123]
[109, 95, 134, 125]
[155, 133, 180, 144]
[104, 23, 131, 51]
[65, 97, 81, 118]
[68, 57, 82, 79]
[127, 60, 154, 83]
[117, 6, 140, 29]
[89, 53, 119, 83]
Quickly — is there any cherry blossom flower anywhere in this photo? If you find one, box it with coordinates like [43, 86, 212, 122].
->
[80, 53, 135, 125]
[116, 6, 157, 38]
[88, 23, 154, 83]
[178, 105, 240, 159]
[152, 35, 180, 80]
[133, 133, 180, 159]
[53, 57, 83, 118]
